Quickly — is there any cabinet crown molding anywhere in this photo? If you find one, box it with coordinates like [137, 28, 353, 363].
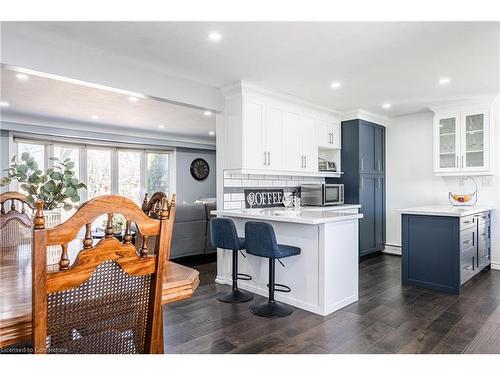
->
[427, 95, 497, 113]
[220, 80, 340, 116]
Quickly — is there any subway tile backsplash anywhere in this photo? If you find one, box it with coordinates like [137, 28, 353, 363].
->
[223, 172, 324, 209]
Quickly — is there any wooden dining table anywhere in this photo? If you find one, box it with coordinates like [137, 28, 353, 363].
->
[0, 239, 200, 349]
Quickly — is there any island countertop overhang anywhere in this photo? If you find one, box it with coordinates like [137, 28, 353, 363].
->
[211, 208, 363, 225]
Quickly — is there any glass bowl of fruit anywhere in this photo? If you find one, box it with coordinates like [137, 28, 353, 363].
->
[448, 177, 477, 206]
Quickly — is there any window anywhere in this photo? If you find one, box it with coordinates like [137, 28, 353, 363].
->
[14, 139, 173, 208]
[53, 145, 80, 179]
[119, 150, 141, 203]
[146, 152, 170, 196]
[17, 142, 45, 171]
[87, 149, 112, 199]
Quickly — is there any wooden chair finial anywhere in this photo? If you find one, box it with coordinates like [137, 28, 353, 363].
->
[83, 223, 93, 249]
[160, 197, 169, 220]
[34, 200, 45, 229]
[105, 213, 114, 238]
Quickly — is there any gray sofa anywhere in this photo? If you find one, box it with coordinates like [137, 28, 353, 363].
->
[169, 202, 216, 259]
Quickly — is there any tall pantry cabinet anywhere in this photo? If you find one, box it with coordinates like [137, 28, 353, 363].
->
[330, 119, 386, 257]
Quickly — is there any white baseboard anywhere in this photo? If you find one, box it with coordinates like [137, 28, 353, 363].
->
[382, 244, 401, 256]
[491, 261, 500, 271]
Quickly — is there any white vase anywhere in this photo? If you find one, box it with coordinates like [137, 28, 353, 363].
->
[43, 209, 62, 228]
[42, 209, 63, 266]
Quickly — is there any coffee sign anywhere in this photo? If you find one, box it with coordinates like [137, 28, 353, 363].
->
[244, 189, 284, 208]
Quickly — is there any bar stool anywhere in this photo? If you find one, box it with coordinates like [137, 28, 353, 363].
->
[210, 218, 254, 303]
[244, 221, 301, 317]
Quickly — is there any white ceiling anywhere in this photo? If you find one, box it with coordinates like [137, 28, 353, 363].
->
[2, 21, 498, 118]
[0, 66, 216, 142]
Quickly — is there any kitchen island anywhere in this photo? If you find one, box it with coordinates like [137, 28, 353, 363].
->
[212, 206, 363, 316]
[400, 205, 494, 294]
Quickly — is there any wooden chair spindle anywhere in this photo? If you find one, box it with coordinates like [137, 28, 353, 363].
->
[123, 220, 132, 244]
[140, 235, 148, 257]
[105, 213, 114, 238]
[59, 244, 70, 270]
[0, 202, 4, 215]
[83, 223, 93, 249]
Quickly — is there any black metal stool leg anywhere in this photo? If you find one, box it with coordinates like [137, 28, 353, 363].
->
[250, 258, 293, 317]
[217, 250, 253, 303]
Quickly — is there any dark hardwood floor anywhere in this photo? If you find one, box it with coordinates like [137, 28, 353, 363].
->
[165, 254, 500, 354]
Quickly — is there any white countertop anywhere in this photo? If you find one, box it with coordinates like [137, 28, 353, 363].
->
[399, 205, 495, 217]
[212, 207, 363, 225]
[301, 204, 361, 212]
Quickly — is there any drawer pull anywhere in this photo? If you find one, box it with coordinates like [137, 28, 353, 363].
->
[464, 265, 473, 270]
[463, 240, 472, 245]
[463, 220, 472, 224]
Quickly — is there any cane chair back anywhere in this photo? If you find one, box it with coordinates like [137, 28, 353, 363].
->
[1, 192, 33, 265]
[32, 194, 176, 354]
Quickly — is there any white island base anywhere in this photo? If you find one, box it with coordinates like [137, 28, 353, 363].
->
[213, 209, 361, 316]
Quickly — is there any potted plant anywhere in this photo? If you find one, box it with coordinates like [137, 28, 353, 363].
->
[0, 152, 87, 227]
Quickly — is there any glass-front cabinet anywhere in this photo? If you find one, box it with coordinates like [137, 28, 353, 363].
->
[433, 105, 491, 175]
[436, 114, 460, 171]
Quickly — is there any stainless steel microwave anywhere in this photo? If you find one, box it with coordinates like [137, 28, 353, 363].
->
[301, 184, 344, 206]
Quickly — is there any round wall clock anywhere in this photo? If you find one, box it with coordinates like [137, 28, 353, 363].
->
[190, 158, 210, 181]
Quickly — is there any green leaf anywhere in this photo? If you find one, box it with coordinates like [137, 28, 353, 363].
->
[0, 177, 11, 187]
[21, 152, 30, 161]
[63, 158, 71, 163]
[70, 194, 80, 202]
[11, 155, 17, 162]
[64, 187, 75, 196]
[63, 203, 73, 211]
[65, 161, 75, 170]
[48, 157, 60, 161]
[77, 183, 88, 190]
[51, 171, 62, 180]
[44, 180, 57, 193]
[70, 177, 79, 186]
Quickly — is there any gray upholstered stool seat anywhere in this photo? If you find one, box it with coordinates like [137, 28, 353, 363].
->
[210, 218, 253, 303]
[244, 221, 301, 317]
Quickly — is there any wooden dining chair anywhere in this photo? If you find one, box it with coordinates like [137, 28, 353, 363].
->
[0, 192, 34, 265]
[136, 192, 167, 254]
[32, 194, 176, 354]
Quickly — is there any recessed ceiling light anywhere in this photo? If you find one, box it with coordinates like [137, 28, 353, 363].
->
[128, 96, 139, 102]
[382, 103, 392, 109]
[16, 73, 29, 81]
[209, 131, 215, 136]
[330, 81, 341, 89]
[91, 115, 99, 120]
[439, 77, 451, 85]
[158, 125, 165, 129]
[208, 32, 222, 42]
[0, 101, 9, 107]
[204, 110, 212, 116]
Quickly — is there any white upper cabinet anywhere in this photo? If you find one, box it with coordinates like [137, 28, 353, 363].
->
[222, 82, 339, 176]
[300, 114, 318, 172]
[318, 119, 341, 149]
[433, 103, 493, 176]
[241, 97, 266, 170]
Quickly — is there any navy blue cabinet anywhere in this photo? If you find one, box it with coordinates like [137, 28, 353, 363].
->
[402, 211, 491, 294]
[327, 119, 386, 257]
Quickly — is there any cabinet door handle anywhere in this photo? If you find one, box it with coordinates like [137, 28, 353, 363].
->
[463, 240, 472, 245]
[360, 176, 364, 190]
[464, 265, 473, 270]
[461, 155, 464, 168]
[360, 158, 364, 171]
[268, 152, 271, 166]
[377, 160, 381, 171]
[263, 151, 267, 166]
[472, 232, 475, 246]
[304, 156, 307, 169]
[456, 155, 459, 168]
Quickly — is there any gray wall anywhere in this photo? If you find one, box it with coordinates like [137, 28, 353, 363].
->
[176, 148, 216, 203]
[0, 129, 10, 193]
